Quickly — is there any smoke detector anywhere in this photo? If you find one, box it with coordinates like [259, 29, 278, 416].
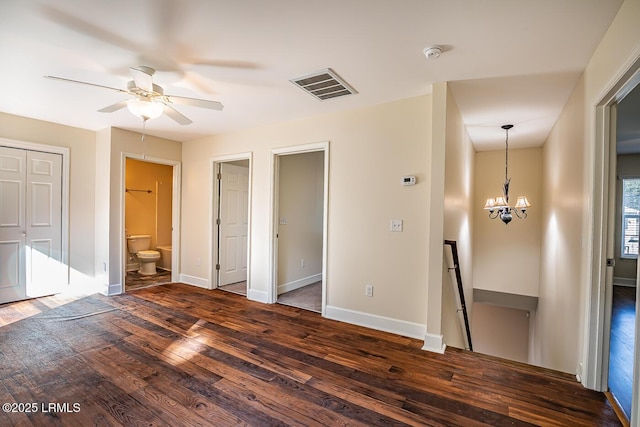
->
[423, 46, 442, 60]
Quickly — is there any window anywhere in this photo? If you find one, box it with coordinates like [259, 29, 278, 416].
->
[621, 178, 640, 259]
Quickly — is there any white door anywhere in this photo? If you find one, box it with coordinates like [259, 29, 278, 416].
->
[218, 163, 249, 286]
[0, 146, 63, 304]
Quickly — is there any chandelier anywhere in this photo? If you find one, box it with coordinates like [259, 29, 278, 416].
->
[483, 124, 531, 224]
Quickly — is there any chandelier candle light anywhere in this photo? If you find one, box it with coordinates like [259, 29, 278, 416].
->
[483, 124, 531, 224]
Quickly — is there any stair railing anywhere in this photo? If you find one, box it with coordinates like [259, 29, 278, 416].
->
[444, 240, 473, 351]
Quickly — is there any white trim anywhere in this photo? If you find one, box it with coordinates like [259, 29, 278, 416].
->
[210, 153, 253, 293]
[104, 282, 122, 296]
[278, 273, 322, 295]
[248, 288, 269, 303]
[270, 142, 329, 314]
[0, 137, 70, 288]
[325, 305, 426, 340]
[178, 274, 210, 289]
[422, 333, 447, 354]
[613, 277, 637, 287]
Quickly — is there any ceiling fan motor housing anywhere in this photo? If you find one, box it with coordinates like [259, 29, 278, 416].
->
[127, 80, 164, 97]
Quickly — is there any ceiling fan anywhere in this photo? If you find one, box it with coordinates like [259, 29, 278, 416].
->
[44, 66, 223, 125]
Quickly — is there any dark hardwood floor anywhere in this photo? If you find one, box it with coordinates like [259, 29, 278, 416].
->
[125, 269, 172, 291]
[609, 285, 636, 421]
[0, 283, 622, 426]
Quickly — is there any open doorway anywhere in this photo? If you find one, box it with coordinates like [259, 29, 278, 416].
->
[124, 157, 179, 291]
[271, 143, 328, 313]
[607, 81, 640, 422]
[212, 155, 251, 296]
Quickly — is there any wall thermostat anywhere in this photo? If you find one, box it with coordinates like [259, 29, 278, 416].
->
[401, 176, 416, 186]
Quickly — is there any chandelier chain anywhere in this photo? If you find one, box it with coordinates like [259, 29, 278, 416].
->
[504, 126, 509, 182]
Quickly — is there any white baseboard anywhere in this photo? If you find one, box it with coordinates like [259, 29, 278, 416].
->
[422, 332, 446, 354]
[179, 274, 211, 289]
[613, 277, 637, 287]
[325, 305, 426, 340]
[248, 288, 269, 303]
[278, 273, 322, 295]
[103, 282, 122, 296]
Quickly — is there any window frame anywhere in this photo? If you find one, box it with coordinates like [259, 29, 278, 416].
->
[620, 177, 640, 260]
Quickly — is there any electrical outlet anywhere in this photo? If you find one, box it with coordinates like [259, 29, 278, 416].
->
[390, 219, 403, 232]
[365, 284, 374, 297]
[301, 258, 305, 268]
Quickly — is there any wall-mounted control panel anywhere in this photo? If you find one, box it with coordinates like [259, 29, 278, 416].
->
[401, 175, 416, 186]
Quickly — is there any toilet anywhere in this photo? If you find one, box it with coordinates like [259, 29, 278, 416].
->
[126, 235, 161, 276]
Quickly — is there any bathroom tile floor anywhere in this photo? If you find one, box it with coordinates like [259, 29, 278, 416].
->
[125, 269, 172, 291]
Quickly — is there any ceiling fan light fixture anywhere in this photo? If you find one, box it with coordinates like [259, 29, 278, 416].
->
[127, 98, 163, 120]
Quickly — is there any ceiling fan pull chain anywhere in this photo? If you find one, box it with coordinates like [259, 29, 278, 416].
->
[141, 118, 147, 159]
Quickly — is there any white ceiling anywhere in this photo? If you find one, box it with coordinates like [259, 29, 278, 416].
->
[0, 0, 625, 150]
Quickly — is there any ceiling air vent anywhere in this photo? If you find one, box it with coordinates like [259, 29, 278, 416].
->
[290, 68, 357, 101]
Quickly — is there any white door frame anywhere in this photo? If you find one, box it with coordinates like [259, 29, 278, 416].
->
[270, 141, 329, 314]
[211, 153, 253, 291]
[0, 137, 70, 287]
[121, 153, 182, 286]
[586, 51, 640, 424]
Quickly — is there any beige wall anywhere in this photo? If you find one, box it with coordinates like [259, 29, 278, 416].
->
[474, 147, 543, 297]
[0, 113, 97, 289]
[472, 303, 530, 363]
[125, 159, 173, 249]
[442, 84, 475, 349]
[538, 75, 589, 375]
[538, 0, 640, 377]
[182, 95, 435, 337]
[277, 151, 324, 291]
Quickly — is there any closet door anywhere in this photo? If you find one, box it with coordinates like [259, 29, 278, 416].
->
[26, 150, 64, 298]
[218, 162, 249, 286]
[0, 147, 27, 303]
[0, 146, 63, 304]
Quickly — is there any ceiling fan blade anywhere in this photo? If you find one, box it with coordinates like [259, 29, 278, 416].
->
[162, 103, 193, 125]
[165, 94, 224, 111]
[130, 66, 154, 93]
[98, 100, 129, 113]
[42, 5, 143, 54]
[189, 59, 261, 70]
[44, 75, 129, 94]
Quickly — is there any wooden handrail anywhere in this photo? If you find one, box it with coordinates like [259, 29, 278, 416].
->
[444, 240, 473, 351]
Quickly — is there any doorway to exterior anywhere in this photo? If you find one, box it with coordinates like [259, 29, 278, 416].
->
[0, 140, 68, 304]
[213, 156, 251, 296]
[271, 142, 329, 313]
[124, 157, 179, 291]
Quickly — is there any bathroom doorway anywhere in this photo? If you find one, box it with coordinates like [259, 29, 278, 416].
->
[124, 157, 177, 291]
[212, 154, 251, 296]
